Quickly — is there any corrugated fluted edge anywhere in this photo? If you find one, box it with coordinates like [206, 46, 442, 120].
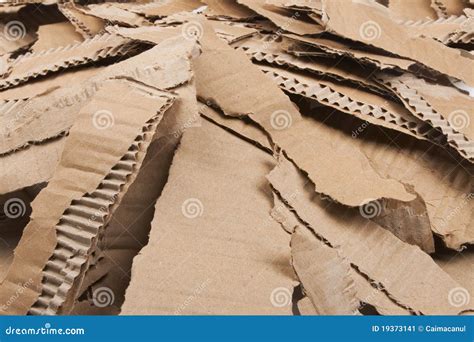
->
[376, 74, 474, 163]
[238, 46, 390, 98]
[58, 2, 103, 39]
[261, 68, 447, 146]
[0, 35, 137, 91]
[28, 95, 174, 316]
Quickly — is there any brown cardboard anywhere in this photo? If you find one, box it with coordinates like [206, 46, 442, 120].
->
[272, 191, 412, 315]
[195, 22, 414, 207]
[79, 4, 151, 27]
[237, 0, 324, 35]
[58, 2, 106, 38]
[267, 156, 471, 314]
[0, 33, 135, 90]
[0, 79, 175, 315]
[389, 0, 437, 21]
[121, 120, 297, 315]
[203, 0, 256, 19]
[291, 226, 360, 315]
[31, 22, 84, 53]
[321, 0, 474, 86]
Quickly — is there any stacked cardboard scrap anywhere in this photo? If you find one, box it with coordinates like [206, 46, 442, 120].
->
[0, 0, 472, 316]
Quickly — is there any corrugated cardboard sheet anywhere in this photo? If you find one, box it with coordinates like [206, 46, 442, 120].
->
[0, 0, 472, 316]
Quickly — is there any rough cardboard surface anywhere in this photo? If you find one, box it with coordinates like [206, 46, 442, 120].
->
[1, 0, 472, 317]
[122, 120, 296, 315]
[267, 157, 471, 315]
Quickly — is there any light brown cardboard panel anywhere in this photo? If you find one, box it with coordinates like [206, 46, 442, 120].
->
[203, 0, 256, 19]
[0, 66, 105, 102]
[305, 107, 472, 250]
[199, 104, 271, 152]
[59, 2, 106, 38]
[291, 226, 360, 315]
[267, 157, 471, 314]
[237, 0, 324, 35]
[376, 73, 474, 163]
[272, 191, 411, 315]
[388, 0, 437, 21]
[1, 33, 134, 90]
[435, 251, 474, 303]
[321, 0, 474, 86]
[0, 79, 175, 315]
[80, 4, 150, 27]
[1, 138, 65, 195]
[120, 0, 205, 18]
[195, 23, 414, 207]
[121, 120, 296, 315]
[31, 22, 84, 53]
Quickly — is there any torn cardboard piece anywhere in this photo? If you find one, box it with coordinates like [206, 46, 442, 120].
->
[321, 0, 474, 86]
[0, 79, 175, 315]
[291, 226, 360, 315]
[268, 156, 471, 314]
[122, 119, 296, 315]
[195, 21, 415, 207]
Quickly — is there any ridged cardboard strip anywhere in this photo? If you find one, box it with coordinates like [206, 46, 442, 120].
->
[0, 80, 175, 315]
[58, 2, 106, 39]
[28, 113, 164, 315]
[0, 34, 136, 91]
[376, 73, 474, 163]
[396, 15, 472, 43]
[260, 66, 446, 145]
[232, 36, 389, 97]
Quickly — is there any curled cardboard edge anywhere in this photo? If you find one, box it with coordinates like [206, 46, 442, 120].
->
[78, 3, 151, 28]
[376, 73, 474, 163]
[0, 80, 175, 315]
[321, 0, 474, 86]
[195, 19, 414, 207]
[231, 34, 389, 96]
[291, 226, 360, 315]
[267, 157, 471, 315]
[30, 92, 174, 315]
[0, 34, 136, 91]
[258, 65, 444, 145]
[237, 0, 324, 35]
[58, 2, 106, 39]
[271, 194, 411, 315]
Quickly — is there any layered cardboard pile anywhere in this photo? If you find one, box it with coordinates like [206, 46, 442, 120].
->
[0, 0, 472, 316]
